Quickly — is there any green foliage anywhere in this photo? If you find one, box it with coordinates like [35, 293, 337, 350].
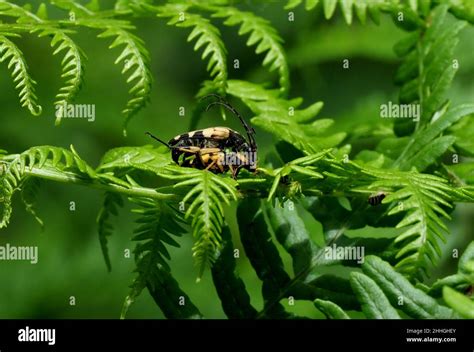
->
[38, 28, 85, 125]
[362, 256, 457, 318]
[366, 170, 454, 277]
[286, 0, 418, 25]
[350, 271, 401, 319]
[320, 255, 458, 319]
[393, 5, 466, 134]
[157, 3, 227, 96]
[314, 299, 350, 319]
[97, 192, 123, 272]
[159, 166, 238, 280]
[0, 145, 95, 228]
[0, 34, 41, 115]
[428, 241, 474, 296]
[0, 0, 473, 320]
[227, 80, 344, 154]
[442, 286, 474, 318]
[122, 198, 194, 319]
[211, 226, 258, 318]
[213, 6, 289, 94]
[95, 22, 152, 133]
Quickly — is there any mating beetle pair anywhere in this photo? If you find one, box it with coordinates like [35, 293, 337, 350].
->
[146, 94, 257, 179]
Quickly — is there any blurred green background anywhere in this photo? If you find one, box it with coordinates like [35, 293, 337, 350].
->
[0, 1, 473, 318]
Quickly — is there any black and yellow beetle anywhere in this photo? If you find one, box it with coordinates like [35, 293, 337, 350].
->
[146, 94, 257, 179]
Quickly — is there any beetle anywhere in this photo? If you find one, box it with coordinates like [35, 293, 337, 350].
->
[146, 94, 257, 179]
[368, 192, 386, 206]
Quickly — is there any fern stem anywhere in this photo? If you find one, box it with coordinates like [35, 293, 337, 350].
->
[23, 166, 176, 200]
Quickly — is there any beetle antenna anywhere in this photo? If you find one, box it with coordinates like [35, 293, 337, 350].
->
[199, 93, 223, 103]
[145, 132, 171, 148]
[203, 98, 257, 150]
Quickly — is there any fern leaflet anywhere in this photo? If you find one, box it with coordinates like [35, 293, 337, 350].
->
[213, 6, 290, 94]
[122, 198, 191, 318]
[36, 28, 86, 125]
[0, 34, 41, 115]
[97, 192, 123, 272]
[159, 166, 238, 279]
[157, 4, 227, 95]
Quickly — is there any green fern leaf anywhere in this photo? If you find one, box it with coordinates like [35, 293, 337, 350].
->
[213, 7, 289, 94]
[366, 169, 453, 277]
[237, 198, 292, 317]
[227, 80, 343, 154]
[97, 145, 170, 173]
[442, 286, 474, 319]
[350, 271, 401, 319]
[97, 192, 123, 272]
[314, 299, 350, 319]
[362, 256, 457, 318]
[0, 1, 44, 23]
[429, 241, 474, 296]
[35, 28, 86, 125]
[20, 177, 43, 228]
[161, 167, 237, 280]
[0, 34, 42, 115]
[394, 104, 474, 171]
[394, 5, 466, 134]
[0, 2, 89, 121]
[285, 0, 401, 24]
[158, 4, 227, 95]
[0, 145, 97, 228]
[122, 198, 199, 318]
[448, 0, 474, 24]
[50, 0, 97, 17]
[266, 151, 329, 200]
[94, 22, 152, 134]
[448, 112, 474, 157]
[211, 226, 258, 318]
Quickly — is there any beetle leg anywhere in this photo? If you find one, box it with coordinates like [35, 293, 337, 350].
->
[204, 158, 217, 171]
[228, 164, 236, 178]
[232, 165, 244, 179]
[217, 158, 225, 173]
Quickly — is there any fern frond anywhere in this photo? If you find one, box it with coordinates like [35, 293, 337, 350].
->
[0, 145, 96, 228]
[445, 0, 474, 24]
[35, 28, 86, 125]
[0, 158, 17, 228]
[21, 177, 43, 228]
[365, 169, 454, 277]
[285, 0, 402, 24]
[0, 2, 89, 121]
[267, 151, 329, 201]
[211, 226, 258, 318]
[213, 7, 289, 94]
[393, 104, 474, 171]
[227, 80, 343, 154]
[157, 4, 227, 95]
[394, 5, 466, 133]
[50, 0, 98, 17]
[0, 34, 41, 115]
[97, 192, 123, 272]
[160, 166, 237, 280]
[132, 198, 184, 272]
[93, 21, 152, 134]
[122, 198, 195, 318]
[0, 1, 44, 23]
